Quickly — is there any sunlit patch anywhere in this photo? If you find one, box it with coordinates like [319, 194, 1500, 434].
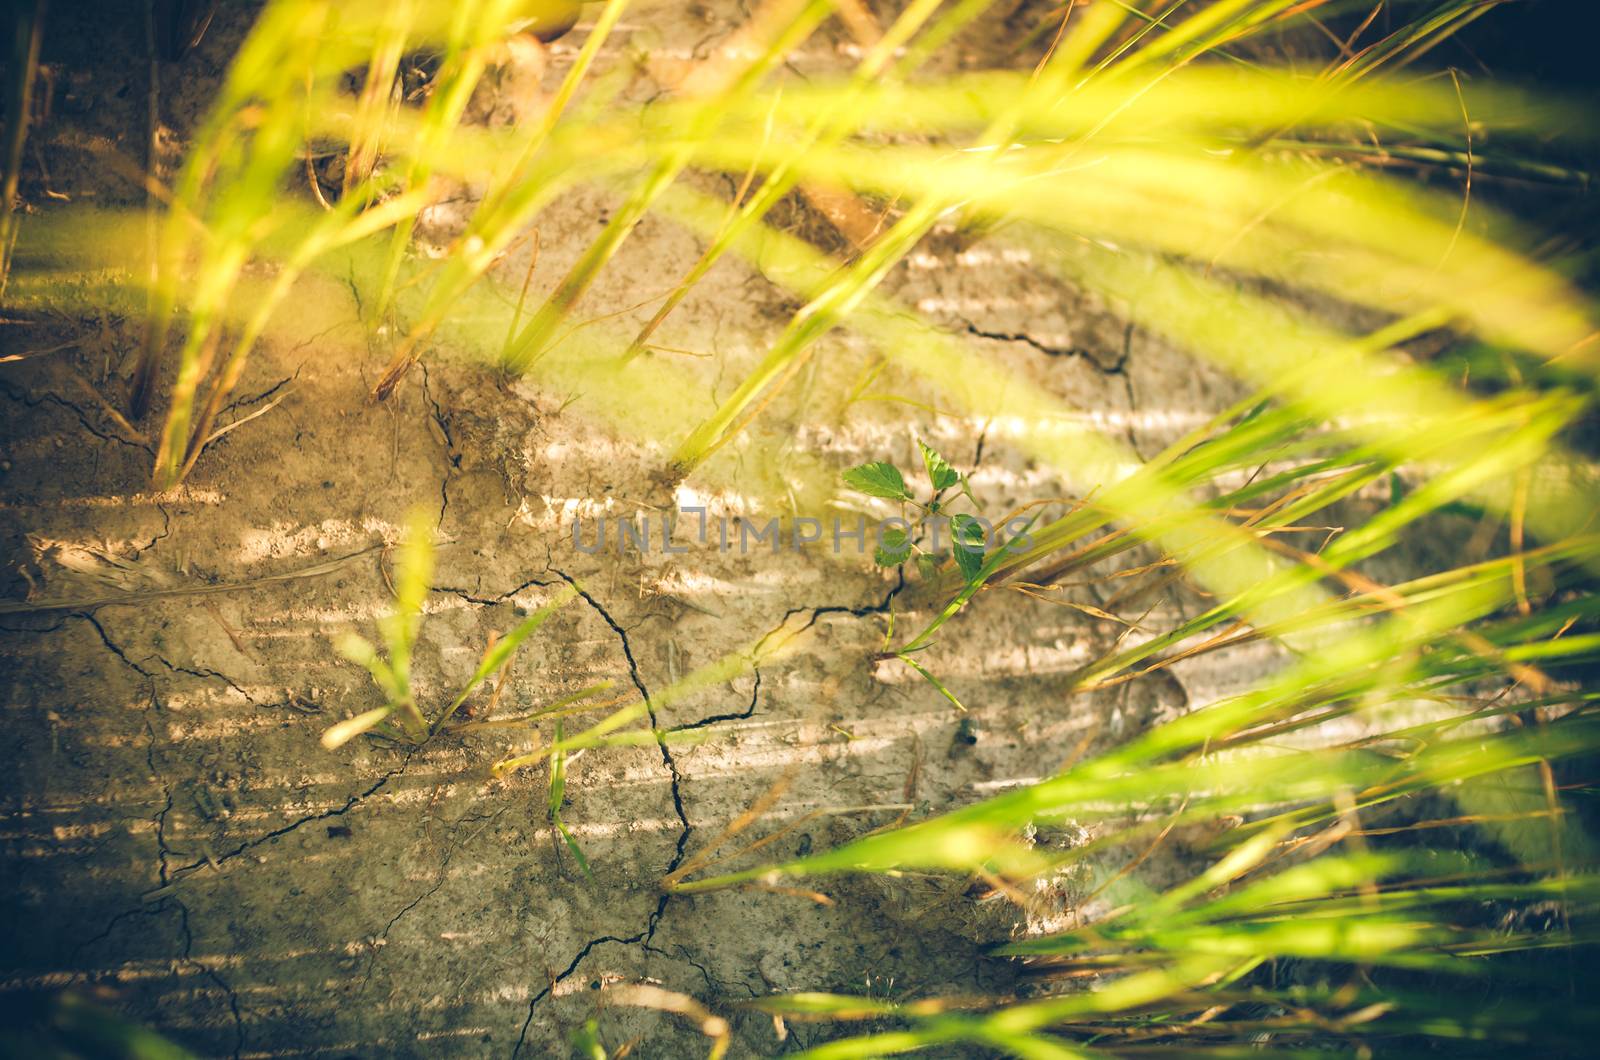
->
[913, 293, 1061, 315]
[552, 970, 626, 998]
[0, 487, 226, 509]
[247, 607, 388, 626]
[235, 517, 397, 564]
[907, 247, 1036, 270]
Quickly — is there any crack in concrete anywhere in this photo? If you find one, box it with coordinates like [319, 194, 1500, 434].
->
[219, 375, 293, 419]
[81, 684, 246, 1058]
[71, 688, 169, 958]
[0, 377, 155, 454]
[432, 574, 556, 607]
[360, 848, 459, 990]
[75, 682, 409, 1060]
[651, 942, 760, 1001]
[551, 568, 692, 871]
[761, 567, 907, 655]
[361, 804, 512, 994]
[69, 901, 162, 964]
[420, 364, 458, 530]
[174, 897, 246, 1060]
[146, 698, 175, 887]
[76, 611, 252, 700]
[509, 570, 693, 1056]
[507, 570, 909, 1052]
[74, 668, 410, 1057]
[77, 612, 156, 678]
[962, 317, 1146, 458]
[152, 694, 247, 1057]
[672, 668, 761, 732]
[165, 755, 414, 883]
[0, 616, 71, 636]
[153, 655, 254, 702]
[959, 320, 1129, 375]
[130, 502, 174, 559]
[78, 563, 906, 1057]
[511, 920, 663, 1058]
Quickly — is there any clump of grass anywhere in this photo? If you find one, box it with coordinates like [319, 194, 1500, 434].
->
[322, 507, 576, 749]
[546, 719, 593, 878]
[662, 360, 1600, 1054]
[21, 0, 1587, 493]
[838, 439, 1043, 713]
[669, 553, 1600, 1054]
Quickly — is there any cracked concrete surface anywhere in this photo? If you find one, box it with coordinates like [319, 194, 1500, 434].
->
[1, 2, 1256, 1055]
[0, 275, 1218, 1059]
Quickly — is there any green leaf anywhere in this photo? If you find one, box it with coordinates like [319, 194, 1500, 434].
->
[952, 514, 986, 584]
[435, 583, 579, 731]
[874, 527, 911, 566]
[378, 506, 435, 694]
[915, 553, 939, 582]
[334, 632, 377, 667]
[549, 721, 568, 816]
[555, 816, 595, 880]
[919, 440, 959, 491]
[898, 652, 967, 713]
[336, 632, 406, 706]
[842, 461, 911, 500]
[954, 547, 984, 585]
[548, 717, 594, 879]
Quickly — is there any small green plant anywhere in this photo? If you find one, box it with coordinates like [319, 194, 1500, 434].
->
[547, 720, 593, 879]
[842, 440, 1040, 712]
[843, 441, 982, 580]
[321, 507, 577, 749]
